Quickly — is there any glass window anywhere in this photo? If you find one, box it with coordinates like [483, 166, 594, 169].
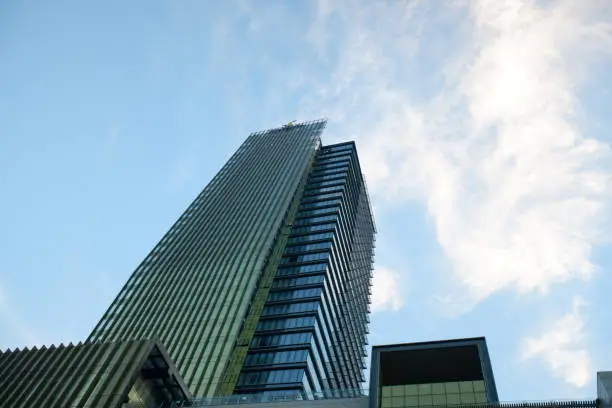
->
[446, 393, 460, 405]
[285, 241, 332, 254]
[431, 383, 445, 394]
[319, 155, 351, 164]
[291, 223, 336, 235]
[293, 214, 338, 227]
[268, 287, 322, 301]
[276, 263, 327, 276]
[256, 316, 316, 331]
[261, 301, 319, 316]
[321, 144, 353, 154]
[295, 206, 339, 219]
[287, 232, 334, 245]
[299, 198, 342, 211]
[445, 382, 460, 394]
[306, 178, 345, 189]
[418, 384, 432, 395]
[475, 392, 487, 403]
[459, 381, 473, 393]
[473, 380, 486, 392]
[272, 274, 325, 289]
[303, 185, 345, 197]
[405, 396, 419, 407]
[280, 251, 329, 265]
[419, 395, 433, 406]
[301, 191, 343, 203]
[244, 349, 308, 366]
[390, 385, 403, 396]
[460, 393, 476, 404]
[237, 369, 304, 386]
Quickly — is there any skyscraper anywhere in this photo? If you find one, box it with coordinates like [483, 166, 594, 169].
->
[87, 119, 376, 399]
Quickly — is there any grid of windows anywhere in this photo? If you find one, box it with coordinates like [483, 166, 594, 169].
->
[317, 152, 352, 162]
[268, 288, 322, 302]
[311, 167, 349, 179]
[276, 263, 327, 276]
[261, 302, 319, 316]
[299, 199, 342, 211]
[285, 242, 333, 254]
[301, 191, 343, 203]
[251, 333, 313, 348]
[244, 350, 309, 366]
[312, 161, 349, 171]
[237, 369, 305, 386]
[295, 207, 339, 219]
[309, 172, 348, 183]
[287, 232, 334, 245]
[280, 252, 329, 264]
[290, 223, 336, 235]
[322, 144, 353, 154]
[235, 139, 374, 396]
[256, 316, 316, 331]
[293, 214, 338, 227]
[303, 185, 345, 197]
[307, 178, 346, 189]
[380, 381, 488, 408]
[319, 155, 351, 164]
[272, 275, 325, 289]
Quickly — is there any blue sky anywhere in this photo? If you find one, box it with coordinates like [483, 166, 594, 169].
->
[1, 0, 612, 401]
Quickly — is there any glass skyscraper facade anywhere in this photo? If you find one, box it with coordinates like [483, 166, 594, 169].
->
[88, 119, 375, 399]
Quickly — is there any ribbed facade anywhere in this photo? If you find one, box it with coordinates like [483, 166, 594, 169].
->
[232, 142, 375, 399]
[88, 121, 325, 397]
[0, 339, 189, 408]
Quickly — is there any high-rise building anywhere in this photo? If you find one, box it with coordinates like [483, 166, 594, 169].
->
[87, 119, 376, 399]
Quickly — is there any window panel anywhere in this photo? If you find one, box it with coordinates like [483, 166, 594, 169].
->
[272, 275, 325, 289]
[303, 185, 345, 197]
[301, 191, 343, 203]
[237, 369, 304, 386]
[321, 144, 353, 154]
[285, 241, 333, 254]
[295, 206, 339, 219]
[293, 214, 338, 227]
[299, 198, 342, 211]
[280, 251, 329, 265]
[256, 316, 316, 331]
[287, 232, 334, 245]
[319, 155, 351, 164]
[306, 178, 346, 189]
[268, 287, 322, 301]
[244, 349, 308, 366]
[291, 223, 336, 235]
[261, 302, 320, 316]
[276, 263, 327, 276]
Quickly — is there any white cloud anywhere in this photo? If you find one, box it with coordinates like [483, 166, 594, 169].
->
[521, 297, 592, 388]
[300, 0, 612, 309]
[371, 267, 405, 312]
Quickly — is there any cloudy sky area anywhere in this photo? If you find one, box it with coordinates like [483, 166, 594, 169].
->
[1, 0, 612, 401]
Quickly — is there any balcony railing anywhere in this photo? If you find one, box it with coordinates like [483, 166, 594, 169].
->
[162, 391, 599, 408]
[173, 389, 366, 407]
